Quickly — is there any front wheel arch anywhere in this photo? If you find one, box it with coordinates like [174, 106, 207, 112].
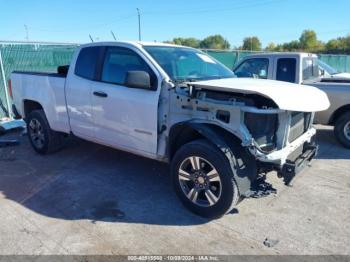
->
[329, 105, 350, 125]
[171, 139, 240, 218]
[334, 111, 350, 148]
[168, 122, 257, 197]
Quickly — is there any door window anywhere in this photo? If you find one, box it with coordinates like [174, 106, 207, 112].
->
[75, 46, 101, 80]
[101, 47, 157, 89]
[234, 58, 269, 79]
[276, 58, 296, 83]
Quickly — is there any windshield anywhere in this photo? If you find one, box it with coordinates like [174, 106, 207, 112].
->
[143, 45, 235, 82]
[318, 60, 338, 75]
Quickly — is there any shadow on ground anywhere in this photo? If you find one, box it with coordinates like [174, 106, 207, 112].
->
[0, 125, 348, 226]
[1, 132, 211, 226]
[315, 127, 350, 160]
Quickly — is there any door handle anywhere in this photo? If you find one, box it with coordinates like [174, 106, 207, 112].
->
[93, 91, 108, 98]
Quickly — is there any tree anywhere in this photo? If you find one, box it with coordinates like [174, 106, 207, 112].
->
[282, 40, 300, 51]
[299, 30, 324, 52]
[325, 39, 344, 53]
[242, 37, 262, 51]
[325, 36, 350, 54]
[199, 35, 230, 49]
[168, 37, 200, 48]
[265, 42, 276, 51]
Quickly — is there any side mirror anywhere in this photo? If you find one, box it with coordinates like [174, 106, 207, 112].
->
[125, 71, 151, 89]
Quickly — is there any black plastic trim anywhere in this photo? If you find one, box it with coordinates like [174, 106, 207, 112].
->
[278, 144, 318, 185]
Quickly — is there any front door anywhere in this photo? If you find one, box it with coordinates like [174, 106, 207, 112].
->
[91, 46, 160, 156]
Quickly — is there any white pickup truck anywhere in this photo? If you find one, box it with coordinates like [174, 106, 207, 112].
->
[233, 52, 350, 148]
[10, 42, 329, 218]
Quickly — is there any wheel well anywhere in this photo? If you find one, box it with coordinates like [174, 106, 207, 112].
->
[168, 122, 242, 160]
[329, 105, 350, 125]
[169, 125, 204, 160]
[23, 100, 43, 119]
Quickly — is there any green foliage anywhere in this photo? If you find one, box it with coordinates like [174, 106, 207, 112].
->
[165, 30, 350, 54]
[299, 30, 317, 50]
[199, 35, 230, 49]
[262, 30, 349, 54]
[165, 35, 230, 49]
[299, 30, 324, 52]
[325, 36, 350, 54]
[242, 37, 262, 51]
[166, 37, 200, 48]
[265, 42, 276, 51]
[275, 40, 300, 51]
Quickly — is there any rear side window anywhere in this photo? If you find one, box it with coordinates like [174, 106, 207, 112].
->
[75, 47, 101, 80]
[276, 58, 296, 83]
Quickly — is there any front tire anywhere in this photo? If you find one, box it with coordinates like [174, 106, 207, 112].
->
[171, 139, 239, 219]
[334, 112, 350, 149]
[26, 110, 65, 154]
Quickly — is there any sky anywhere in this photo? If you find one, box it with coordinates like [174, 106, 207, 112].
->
[1, 0, 350, 47]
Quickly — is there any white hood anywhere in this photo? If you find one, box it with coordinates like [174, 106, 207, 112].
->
[331, 72, 350, 79]
[190, 78, 330, 112]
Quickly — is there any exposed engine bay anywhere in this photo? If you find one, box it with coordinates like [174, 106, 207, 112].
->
[161, 82, 318, 178]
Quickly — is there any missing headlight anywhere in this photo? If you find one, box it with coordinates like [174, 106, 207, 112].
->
[244, 112, 278, 152]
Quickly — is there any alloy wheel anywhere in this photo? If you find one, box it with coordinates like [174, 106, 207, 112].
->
[28, 119, 45, 149]
[344, 121, 350, 141]
[178, 156, 222, 207]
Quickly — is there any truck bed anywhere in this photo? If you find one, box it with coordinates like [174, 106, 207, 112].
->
[11, 70, 71, 134]
[12, 71, 66, 78]
[13, 65, 69, 78]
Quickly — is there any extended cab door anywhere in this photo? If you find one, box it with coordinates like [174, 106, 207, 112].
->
[65, 46, 104, 139]
[272, 56, 300, 84]
[91, 46, 160, 156]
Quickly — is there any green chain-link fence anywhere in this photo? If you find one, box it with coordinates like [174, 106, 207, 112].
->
[1, 42, 350, 119]
[318, 54, 350, 73]
[0, 42, 77, 118]
[203, 50, 258, 69]
[205, 49, 350, 72]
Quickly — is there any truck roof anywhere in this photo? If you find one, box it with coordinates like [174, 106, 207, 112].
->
[241, 52, 317, 58]
[79, 41, 190, 49]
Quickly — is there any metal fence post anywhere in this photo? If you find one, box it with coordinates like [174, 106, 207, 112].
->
[0, 48, 11, 118]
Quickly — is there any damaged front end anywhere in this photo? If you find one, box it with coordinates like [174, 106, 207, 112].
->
[244, 109, 318, 185]
[166, 80, 324, 188]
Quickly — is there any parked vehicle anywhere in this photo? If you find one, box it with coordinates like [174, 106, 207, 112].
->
[233, 52, 350, 148]
[10, 42, 329, 218]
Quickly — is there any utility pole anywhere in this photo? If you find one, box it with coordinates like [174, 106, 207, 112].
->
[24, 24, 29, 41]
[136, 8, 141, 41]
[89, 34, 94, 42]
[111, 31, 117, 41]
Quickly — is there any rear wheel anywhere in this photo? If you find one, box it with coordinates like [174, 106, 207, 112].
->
[334, 112, 350, 149]
[26, 110, 65, 154]
[171, 139, 239, 219]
